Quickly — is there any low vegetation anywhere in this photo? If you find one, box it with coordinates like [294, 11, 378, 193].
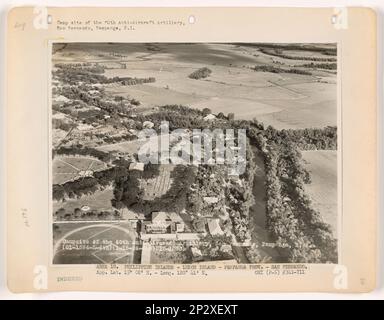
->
[53, 166, 130, 202]
[241, 43, 336, 56]
[54, 146, 112, 162]
[259, 48, 336, 62]
[113, 164, 196, 214]
[250, 126, 337, 263]
[53, 63, 155, 86]
[263, 126, 337, 151]
[55, 207, 120, 221]
[253, 65, 312, 76]
[188, 67, 212, 80]
[300, 62, 337, 70]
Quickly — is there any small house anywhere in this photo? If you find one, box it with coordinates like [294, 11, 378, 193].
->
[129, 162, 145, 171]
[143, 211, 185, 234]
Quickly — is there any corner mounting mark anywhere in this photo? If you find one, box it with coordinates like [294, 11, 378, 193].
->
[332, 8, 348, 30]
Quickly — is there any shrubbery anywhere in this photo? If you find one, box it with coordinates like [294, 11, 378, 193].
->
[52, 118, 73, 131]
[253, 65, 312, 75]
[256, 137, 337, 263]
[53, 166, 130, 202]
[241, 43, 336, 56]
[263, 126, 337, 150]
[54, 146, 112, 162]
[300, 62, 337, 70]
[53, 63, 155, 86]
[188, 67, 212, 80]
[259, 48, 336, 62]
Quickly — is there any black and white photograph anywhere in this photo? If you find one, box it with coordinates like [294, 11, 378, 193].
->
[51, 42, 338, 265]
[2, 1, 382, 299]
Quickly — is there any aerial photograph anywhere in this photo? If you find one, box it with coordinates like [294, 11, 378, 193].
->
[51, 43, 338, 265]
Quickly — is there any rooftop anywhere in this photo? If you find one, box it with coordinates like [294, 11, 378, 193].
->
[129, 162, 145, 171]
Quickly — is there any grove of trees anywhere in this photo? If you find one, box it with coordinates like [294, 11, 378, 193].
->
[253, 65, 312, 76]
[188, 67, 212, 80]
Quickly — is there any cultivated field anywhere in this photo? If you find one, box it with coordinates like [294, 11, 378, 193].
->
[302, 150, 337, 234]
[140, 164, 174, 200]
[53, 43, 337, 130]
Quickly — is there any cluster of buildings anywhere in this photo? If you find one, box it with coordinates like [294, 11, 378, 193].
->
[122, 208, 231, 264]
[142, 211, 185, 234]
[120, 208, 224, 238]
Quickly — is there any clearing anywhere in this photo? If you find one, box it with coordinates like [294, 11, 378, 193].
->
[53, 156, 107, 184]
[53, 186, 114, 214]
[52, 222, 140, 264]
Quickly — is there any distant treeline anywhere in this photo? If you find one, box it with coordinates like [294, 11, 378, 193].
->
[188, 67, 212, 80]
[262, 126, 337, 150]
[53, 146, 112, 162]
[137, 105, 213, 131]
[54, 67, 109, 85]
[140, 106, 337, 151]
[57, 86, 133, 118]
[253, 65, 312, 76]
[119, 77, 156, 85]
[239, 43, 336, 56]
[53, 64, 155, 86]
[54, 63, 106, 74]
[300, 62, 337, 70]
[259, 48, 337, 62]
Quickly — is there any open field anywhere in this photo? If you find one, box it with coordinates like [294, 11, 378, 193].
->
[53, 43, 336, 129]
[96, 133, 179, 155]
[302, 150, 337, 234]
[53, 222, 139, 264]
[53, 187, 114, 213]
[53, 156, 107, 184]
[96, 138, 143, 154]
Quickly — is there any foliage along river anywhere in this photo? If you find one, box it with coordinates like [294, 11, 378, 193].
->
[233, 146, 280, 263]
